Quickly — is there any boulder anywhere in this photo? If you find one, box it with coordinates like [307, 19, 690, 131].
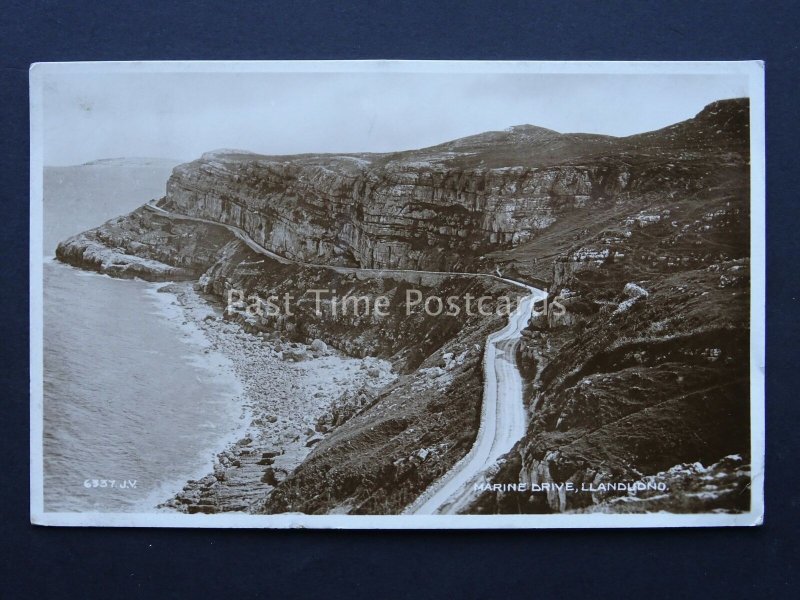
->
[305, 434, 324, 447]
[282, 348, 308, 362]
[623, 282, 649, 299]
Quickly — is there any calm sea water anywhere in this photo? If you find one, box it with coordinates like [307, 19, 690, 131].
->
[42, 260, 244, 512]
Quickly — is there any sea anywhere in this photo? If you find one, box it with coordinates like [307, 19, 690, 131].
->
[41, 161, 244, 512]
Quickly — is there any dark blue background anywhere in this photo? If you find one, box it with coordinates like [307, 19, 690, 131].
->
[1, 1, 796, 597]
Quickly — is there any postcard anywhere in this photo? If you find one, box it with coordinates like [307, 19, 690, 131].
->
[30, 60, 764, 527]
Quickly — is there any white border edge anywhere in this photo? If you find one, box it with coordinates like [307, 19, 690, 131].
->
[748, 60, 766, 527]
[30, 63, 46, 525]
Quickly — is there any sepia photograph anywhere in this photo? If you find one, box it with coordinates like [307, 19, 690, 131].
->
[29, 60, 765, 528]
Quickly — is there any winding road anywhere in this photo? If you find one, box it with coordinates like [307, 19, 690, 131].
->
[144, 201, 546, 515]
[405, 284, 545, 515]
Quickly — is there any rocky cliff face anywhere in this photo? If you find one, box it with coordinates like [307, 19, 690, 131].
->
[162, 152, 607, 272]
[55, 207, 237, 280]
[159, 99, 747, 282]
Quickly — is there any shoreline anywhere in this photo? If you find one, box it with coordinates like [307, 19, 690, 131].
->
[138, 281, 251, 512]
[43, 260, 249, 513]
[155, 282, 396, 514]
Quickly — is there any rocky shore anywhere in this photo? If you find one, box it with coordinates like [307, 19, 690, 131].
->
[155, 283, 395, 514]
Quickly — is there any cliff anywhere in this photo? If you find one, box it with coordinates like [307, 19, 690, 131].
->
[157, 99, 747, 282]
[55, 207, 237, 280]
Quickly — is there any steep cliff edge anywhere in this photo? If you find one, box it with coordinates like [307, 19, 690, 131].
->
[159, 99, 747, 284]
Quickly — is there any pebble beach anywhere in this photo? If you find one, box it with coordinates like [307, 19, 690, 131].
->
[156, 283, 395, 513]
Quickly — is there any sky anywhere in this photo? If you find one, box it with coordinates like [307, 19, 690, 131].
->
[40, 70, 749, 166]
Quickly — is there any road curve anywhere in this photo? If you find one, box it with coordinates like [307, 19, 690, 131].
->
[144, 202, 546, 514]
[145, 202, 542, 289]
[404, 284, 545, 515]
